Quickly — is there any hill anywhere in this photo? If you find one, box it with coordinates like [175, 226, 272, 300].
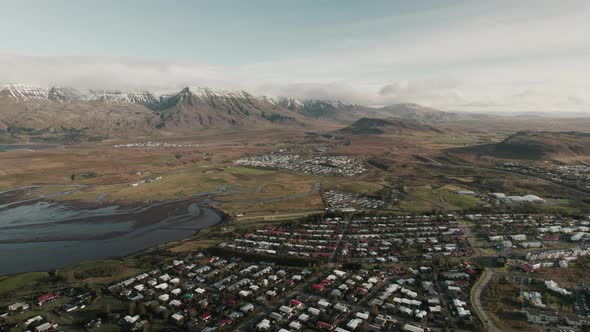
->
[447, 131, 590, 160]
[336, 117, 442, 135]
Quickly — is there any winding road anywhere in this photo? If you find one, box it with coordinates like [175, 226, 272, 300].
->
[472, 268, 502, 332]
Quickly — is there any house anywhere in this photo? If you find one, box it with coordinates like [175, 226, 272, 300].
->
[334, 269, 346, 278]
[545, 280, 571, 295]
[199, 312, 212, 322]
[298, 313, 310, 322]
[356, 311, 370, 320]
[457, 307, 471, 317]
[37, 293, 55, 306]
[229, 311, 243, 320]
[308, 307, 321, 316]
[317, 299, 331, 309]
[523, 308, 559, 324]
[311, 284, 325, 292]
[521, 241, 542, 249]
[240, 303, 254, 313]
[289, 299, 303, 308]
[279, 305, 293, 315]
[347, 318, 362, 330]
[269, 312, 283, 321]
[289, 320, 302, 330]
[171, 313, 184, 323]
[334, 303, 349, 313]
[509, 234, 527, 241]
[25, 316, 44, 326]
[7, 302, 29, 311]
[217, 319, 233, 328]
[35, 322, 56, 332]
[124, 315, 140, 324]
[257, 319, 271, 331]
[403, 324, 424, 332]
[564, 313, 590, 327]
[317, 321, 334, 330]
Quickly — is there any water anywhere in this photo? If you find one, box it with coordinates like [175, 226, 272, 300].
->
[0, 144, 60, 151]
[0, 199, 222, 275]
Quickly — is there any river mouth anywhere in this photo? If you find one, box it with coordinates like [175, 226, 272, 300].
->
[0, 196, 222, 275]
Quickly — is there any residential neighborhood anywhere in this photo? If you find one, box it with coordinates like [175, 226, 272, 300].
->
[234, 154, 367, 177]
[3, 213, 590, 331]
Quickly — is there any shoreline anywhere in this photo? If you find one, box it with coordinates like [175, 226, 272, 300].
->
[0, 206, 228, 279]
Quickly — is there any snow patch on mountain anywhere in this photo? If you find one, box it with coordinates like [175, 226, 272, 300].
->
[1, 84, 49, 102]
[0, 84, 159, 105]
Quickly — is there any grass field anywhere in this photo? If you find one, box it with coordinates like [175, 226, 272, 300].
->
[399, 185, 481, 212]
[0, 259, 142, 302]
[0, 272, 48, 295]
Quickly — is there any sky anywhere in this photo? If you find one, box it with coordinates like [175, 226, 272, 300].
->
[1, 0, 589, 113]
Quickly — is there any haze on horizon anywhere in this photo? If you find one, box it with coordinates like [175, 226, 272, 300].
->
[1, 0, 589, 113]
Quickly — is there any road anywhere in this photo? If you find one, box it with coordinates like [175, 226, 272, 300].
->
[237, 210, 324, 221]
[471, 268, 502, 332]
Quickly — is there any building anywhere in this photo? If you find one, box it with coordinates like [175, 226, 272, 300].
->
[523, 308, 559, 324]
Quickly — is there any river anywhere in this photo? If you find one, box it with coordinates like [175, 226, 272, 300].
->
[0, 196, 222, 275]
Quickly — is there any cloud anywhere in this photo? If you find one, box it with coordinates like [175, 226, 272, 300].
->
[0, 54, 227, 92]
[377, 78, 462, 105]
[0, 1, 589, 113]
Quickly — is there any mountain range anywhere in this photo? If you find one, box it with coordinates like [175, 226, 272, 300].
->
[0, 84, 457, 143]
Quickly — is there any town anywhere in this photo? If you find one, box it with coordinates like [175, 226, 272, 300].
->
[113, 142, 200, 149]
[234, 155, 367, 177]
[3, 212, 590, 331]
[322, 191, 387, 211]
[498, 162, 590, 190]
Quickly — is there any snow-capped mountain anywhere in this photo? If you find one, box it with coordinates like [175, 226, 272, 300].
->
[0, 84, 159, 105]
[48, 87, 84, 102]
[87, 90, 158, 104]
[149, 87, 302, 130]
[0, 84, 50, 102]
[273, 97, 305, 110]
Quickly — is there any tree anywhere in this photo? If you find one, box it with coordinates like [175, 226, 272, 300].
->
[128, 301, 137, 315]
[161, 308, 170, 320]
[48, 269, 58, 279]
[138, 302, 146, 315]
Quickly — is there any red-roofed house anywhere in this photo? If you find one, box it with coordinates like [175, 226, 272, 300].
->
[199, 312, 212, 321]
[38, 293, 55, 306]
[311, 284, 325, 292]
[290, 299, 303, 308]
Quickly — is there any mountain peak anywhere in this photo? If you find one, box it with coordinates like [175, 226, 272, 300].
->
[177, 87, 251, 99]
